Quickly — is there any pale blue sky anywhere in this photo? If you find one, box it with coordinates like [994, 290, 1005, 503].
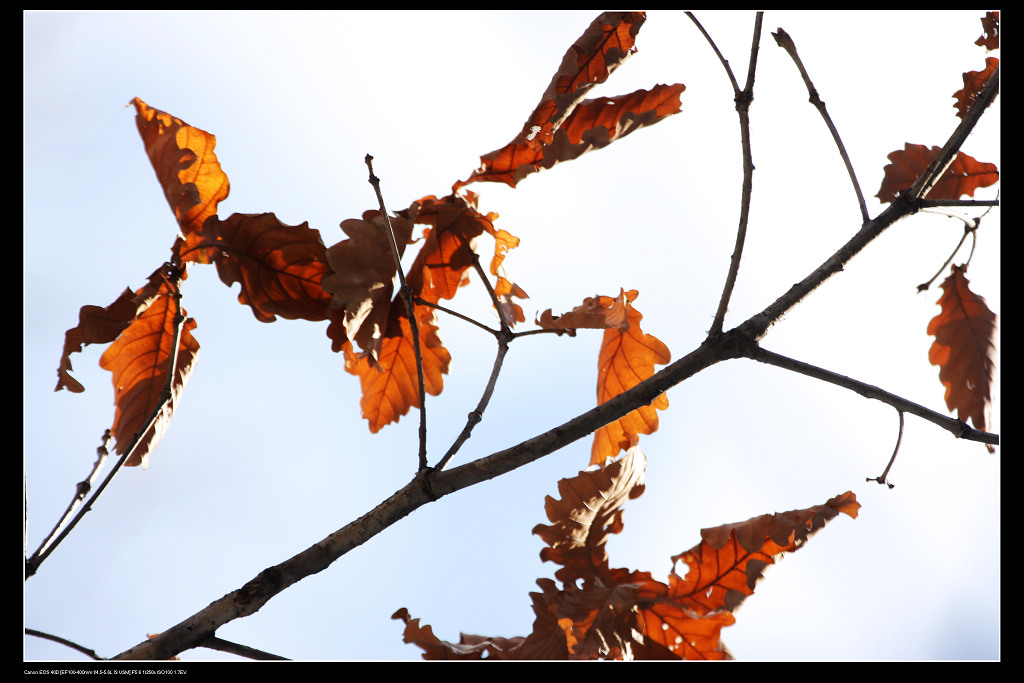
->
[25, 11, 999, 661]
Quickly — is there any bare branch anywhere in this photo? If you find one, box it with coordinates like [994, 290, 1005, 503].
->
[772, 27, 870, 223]
[746, 346, 998, 447]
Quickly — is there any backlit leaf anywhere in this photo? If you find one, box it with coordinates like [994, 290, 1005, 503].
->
[927, 265, 997, 450]
[55, 266, 169, 394]
[131, 97, 229, 241]
[343, 304, 450, 433]
[187, 212, 333, 323]
[954, 56, 998, 120]
[875, 143, 998, 204]
[591, 290, 671, 466]
[397, 446, 858, 660]
[457, 84, 685, 190]
[99, 267, 199, 467]
[322, 210, 414, 359]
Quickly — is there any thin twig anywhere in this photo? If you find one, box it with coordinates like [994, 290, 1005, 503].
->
[915, 222, 975, 292]
[200, 636, 289, 661]
[414, 297, 500, 337]
[772, 27, 870, 224]
[867, 410, 904, 488]
[27, 429, 111, 573]
[746, 345, 998, 447]
[689, 11, 763, 337]
[364, 154, 428, 472]
[433, 253, 513, 471]
[26, 628, 103, 660]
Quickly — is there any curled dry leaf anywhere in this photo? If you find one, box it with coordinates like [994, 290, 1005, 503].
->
[396, 447, 859, 660]
[56, 265, 199, 468]
[454, 12, 684, 190]
[927, 265, 997, 450]
[55, 266, 171, 394]
[954, 56, 999, 120]
[131, 97, 229, 246]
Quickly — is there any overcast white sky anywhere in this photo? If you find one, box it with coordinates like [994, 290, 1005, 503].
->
[25, 11, 999, 661]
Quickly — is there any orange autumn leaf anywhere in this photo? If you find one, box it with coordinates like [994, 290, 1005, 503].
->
[98, 267, 200, 467]
[591, 290, 670, 467]
[457, 85, 685, 190]
[927, 265, 997, 449]
[396, 446, 858, 660]
[131, 97, 229, 242]
[954, 56, 998, 120]
[875, 143, 998, 204]
[404, 194, 495, 305]
[454, 12, 684, 191]
[614, 491, 860, 660]
[55, 266, 171, 394]
[343, 304, 450, 433]
[536, 292, 630, 334]
[184, 212, 333, 323]
[504, 11, 645, 153]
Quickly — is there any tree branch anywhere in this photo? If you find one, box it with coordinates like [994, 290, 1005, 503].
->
[772, 27, 870, 224]
[745, 346, 998, 447]
[689, 11, 764, 338]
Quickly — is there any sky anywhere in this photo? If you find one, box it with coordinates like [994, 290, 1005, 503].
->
[24, 11, 999, 662]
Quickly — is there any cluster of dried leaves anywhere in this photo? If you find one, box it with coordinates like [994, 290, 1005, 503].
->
[54, 11, 680, 468]
[49, 11, 998, 659]
[875, 10, 999, 447]
[394, 446, 861, 659]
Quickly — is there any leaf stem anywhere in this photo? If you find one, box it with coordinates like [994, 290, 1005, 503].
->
[365, 154, 429, 472]
[867, 410, 903, 488]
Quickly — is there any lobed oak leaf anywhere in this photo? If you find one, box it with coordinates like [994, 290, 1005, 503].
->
[456, 84, 685, 190]
[927, 265, 997, 450]
[343, 304, 450, 433]
[98, 268, 200, 468]
[875, 143, 998, 204]
[404, 194, 493, 305]
[185, 212, 333, 323]
[532, 445, 647, 586]
[591, 290, 671, 467]
[975, 11, 999, 51]
[954, 56, 998, 120]
[537, 291, 630, 333]
[322, 210, 414, 358]
[55, 266, 170, 393]
[130, 97, 229, 243]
